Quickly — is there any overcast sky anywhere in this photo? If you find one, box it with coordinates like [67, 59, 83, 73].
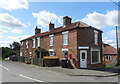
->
[0, 0, 119, 48]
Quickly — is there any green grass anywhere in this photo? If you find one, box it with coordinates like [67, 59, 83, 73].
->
[0, 58, 3, 61]
[106, 64, 116, 68]
[0, 58, 8, 61]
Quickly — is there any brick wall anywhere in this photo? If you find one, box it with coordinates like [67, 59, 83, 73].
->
[77, 27, 104, 68]
[20, 29, 77, 60]
[40, 29, 77, 59]
[20, 27, 104, 68]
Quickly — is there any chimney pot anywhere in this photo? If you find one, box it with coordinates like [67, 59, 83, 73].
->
[63, 16, 72, 27]
[49, 22, 54, 31]
[35, 26, 41, 34]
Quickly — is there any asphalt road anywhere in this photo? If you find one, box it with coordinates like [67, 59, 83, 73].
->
[0, 61, 119, 83]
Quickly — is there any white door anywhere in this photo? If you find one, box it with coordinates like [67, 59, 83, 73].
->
[80, 50, 87, 68]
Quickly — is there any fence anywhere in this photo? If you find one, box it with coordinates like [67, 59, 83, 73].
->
[14, 56, 59, 67]
[31, 58, 44, 67]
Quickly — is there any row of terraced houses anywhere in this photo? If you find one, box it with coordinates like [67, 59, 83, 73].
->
[20, 16, 105, 69]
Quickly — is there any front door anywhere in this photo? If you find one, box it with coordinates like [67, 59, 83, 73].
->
[80, 50, 87, 68]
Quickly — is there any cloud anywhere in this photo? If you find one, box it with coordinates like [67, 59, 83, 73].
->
[107, 29, 116, 38]
[7, 35, 31, 41]
[0, 35, 3, 39]
[0, 35, 31, 47]
[11, 29, 23, 34]
[26, 22, 31, 26]
[0, 13, 26, 29]
[0, 29, 8, 34]
[0, 0, 28, 11]
[103, 37, 116, 48]
[32, 10, 62, 27]
[81, 10, 118, 29]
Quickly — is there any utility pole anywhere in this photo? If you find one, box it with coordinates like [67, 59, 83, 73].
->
[116, 26, 119, 65]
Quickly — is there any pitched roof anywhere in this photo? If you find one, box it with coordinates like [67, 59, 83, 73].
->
[103, 45, 117, 55]
[21, 21, 102, 41]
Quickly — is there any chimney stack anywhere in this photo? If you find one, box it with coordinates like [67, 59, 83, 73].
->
[49, 22, 54, 31]
[35, 26, 41, 34]
[63, 16, 72, 27]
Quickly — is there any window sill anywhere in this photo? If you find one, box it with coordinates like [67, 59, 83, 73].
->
[91, 61, 100, 64]
[63, 44, 68, 46]
[50, 55, 53, 56]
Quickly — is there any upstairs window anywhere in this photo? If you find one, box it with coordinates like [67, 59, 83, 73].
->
[26, 40, 28, 48]
[21, 41, 23, 46]
[49, 35, 54, 46]
[32, 38, 35, 48]
[21, 41, 24, 49]
[62, 31, 68, 45]
[37, 37, 40, 47]
[94, 30, 98, 45]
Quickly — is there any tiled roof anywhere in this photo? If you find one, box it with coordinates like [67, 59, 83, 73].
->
[103, 45, 117, 55]
[21, 21, 102, 41]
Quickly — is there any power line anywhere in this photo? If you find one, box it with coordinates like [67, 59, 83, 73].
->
[110, 0, 120, 7]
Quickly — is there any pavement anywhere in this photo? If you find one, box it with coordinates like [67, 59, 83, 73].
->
[37, 66, 120, 77]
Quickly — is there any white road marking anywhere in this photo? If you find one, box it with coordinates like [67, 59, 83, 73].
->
[19, 74, 45, 82]
[0, 65, 9, 71]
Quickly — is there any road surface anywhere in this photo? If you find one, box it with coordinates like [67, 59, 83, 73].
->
[0, 61, 119, 83]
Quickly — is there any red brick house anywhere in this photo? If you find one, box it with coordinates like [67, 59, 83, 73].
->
[20, 16, 104, 69]
[103, 44, 117, 67]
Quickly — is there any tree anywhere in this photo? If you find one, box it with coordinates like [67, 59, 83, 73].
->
[11, 42, 20, 50]
[10, 42, 20, 57]
[2, 47, 16, 59]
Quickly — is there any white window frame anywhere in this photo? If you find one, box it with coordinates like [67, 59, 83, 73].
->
[26, 40, 28, 48]
[94, 30, 98, 45]
[62, 49, 69, 51]
[49, 49, 54, 56]
[20, 52, 22, 56]
[62, 31, 69, 45]
[29, 52, 32, 54]
[49, 34, 54, 46]
[21, 41, 23, 46]
[32, 38, 35, 48]
[24, 51, 26, 56]
[91, 48, 101, 64]
[78, 46, 89, 49]
[106, 55, 111, 60]
[62, 49, 69, 58]
[21, 41, 23, 49]
[37, 37, 40, 47]
[29, 52, 32, 57]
